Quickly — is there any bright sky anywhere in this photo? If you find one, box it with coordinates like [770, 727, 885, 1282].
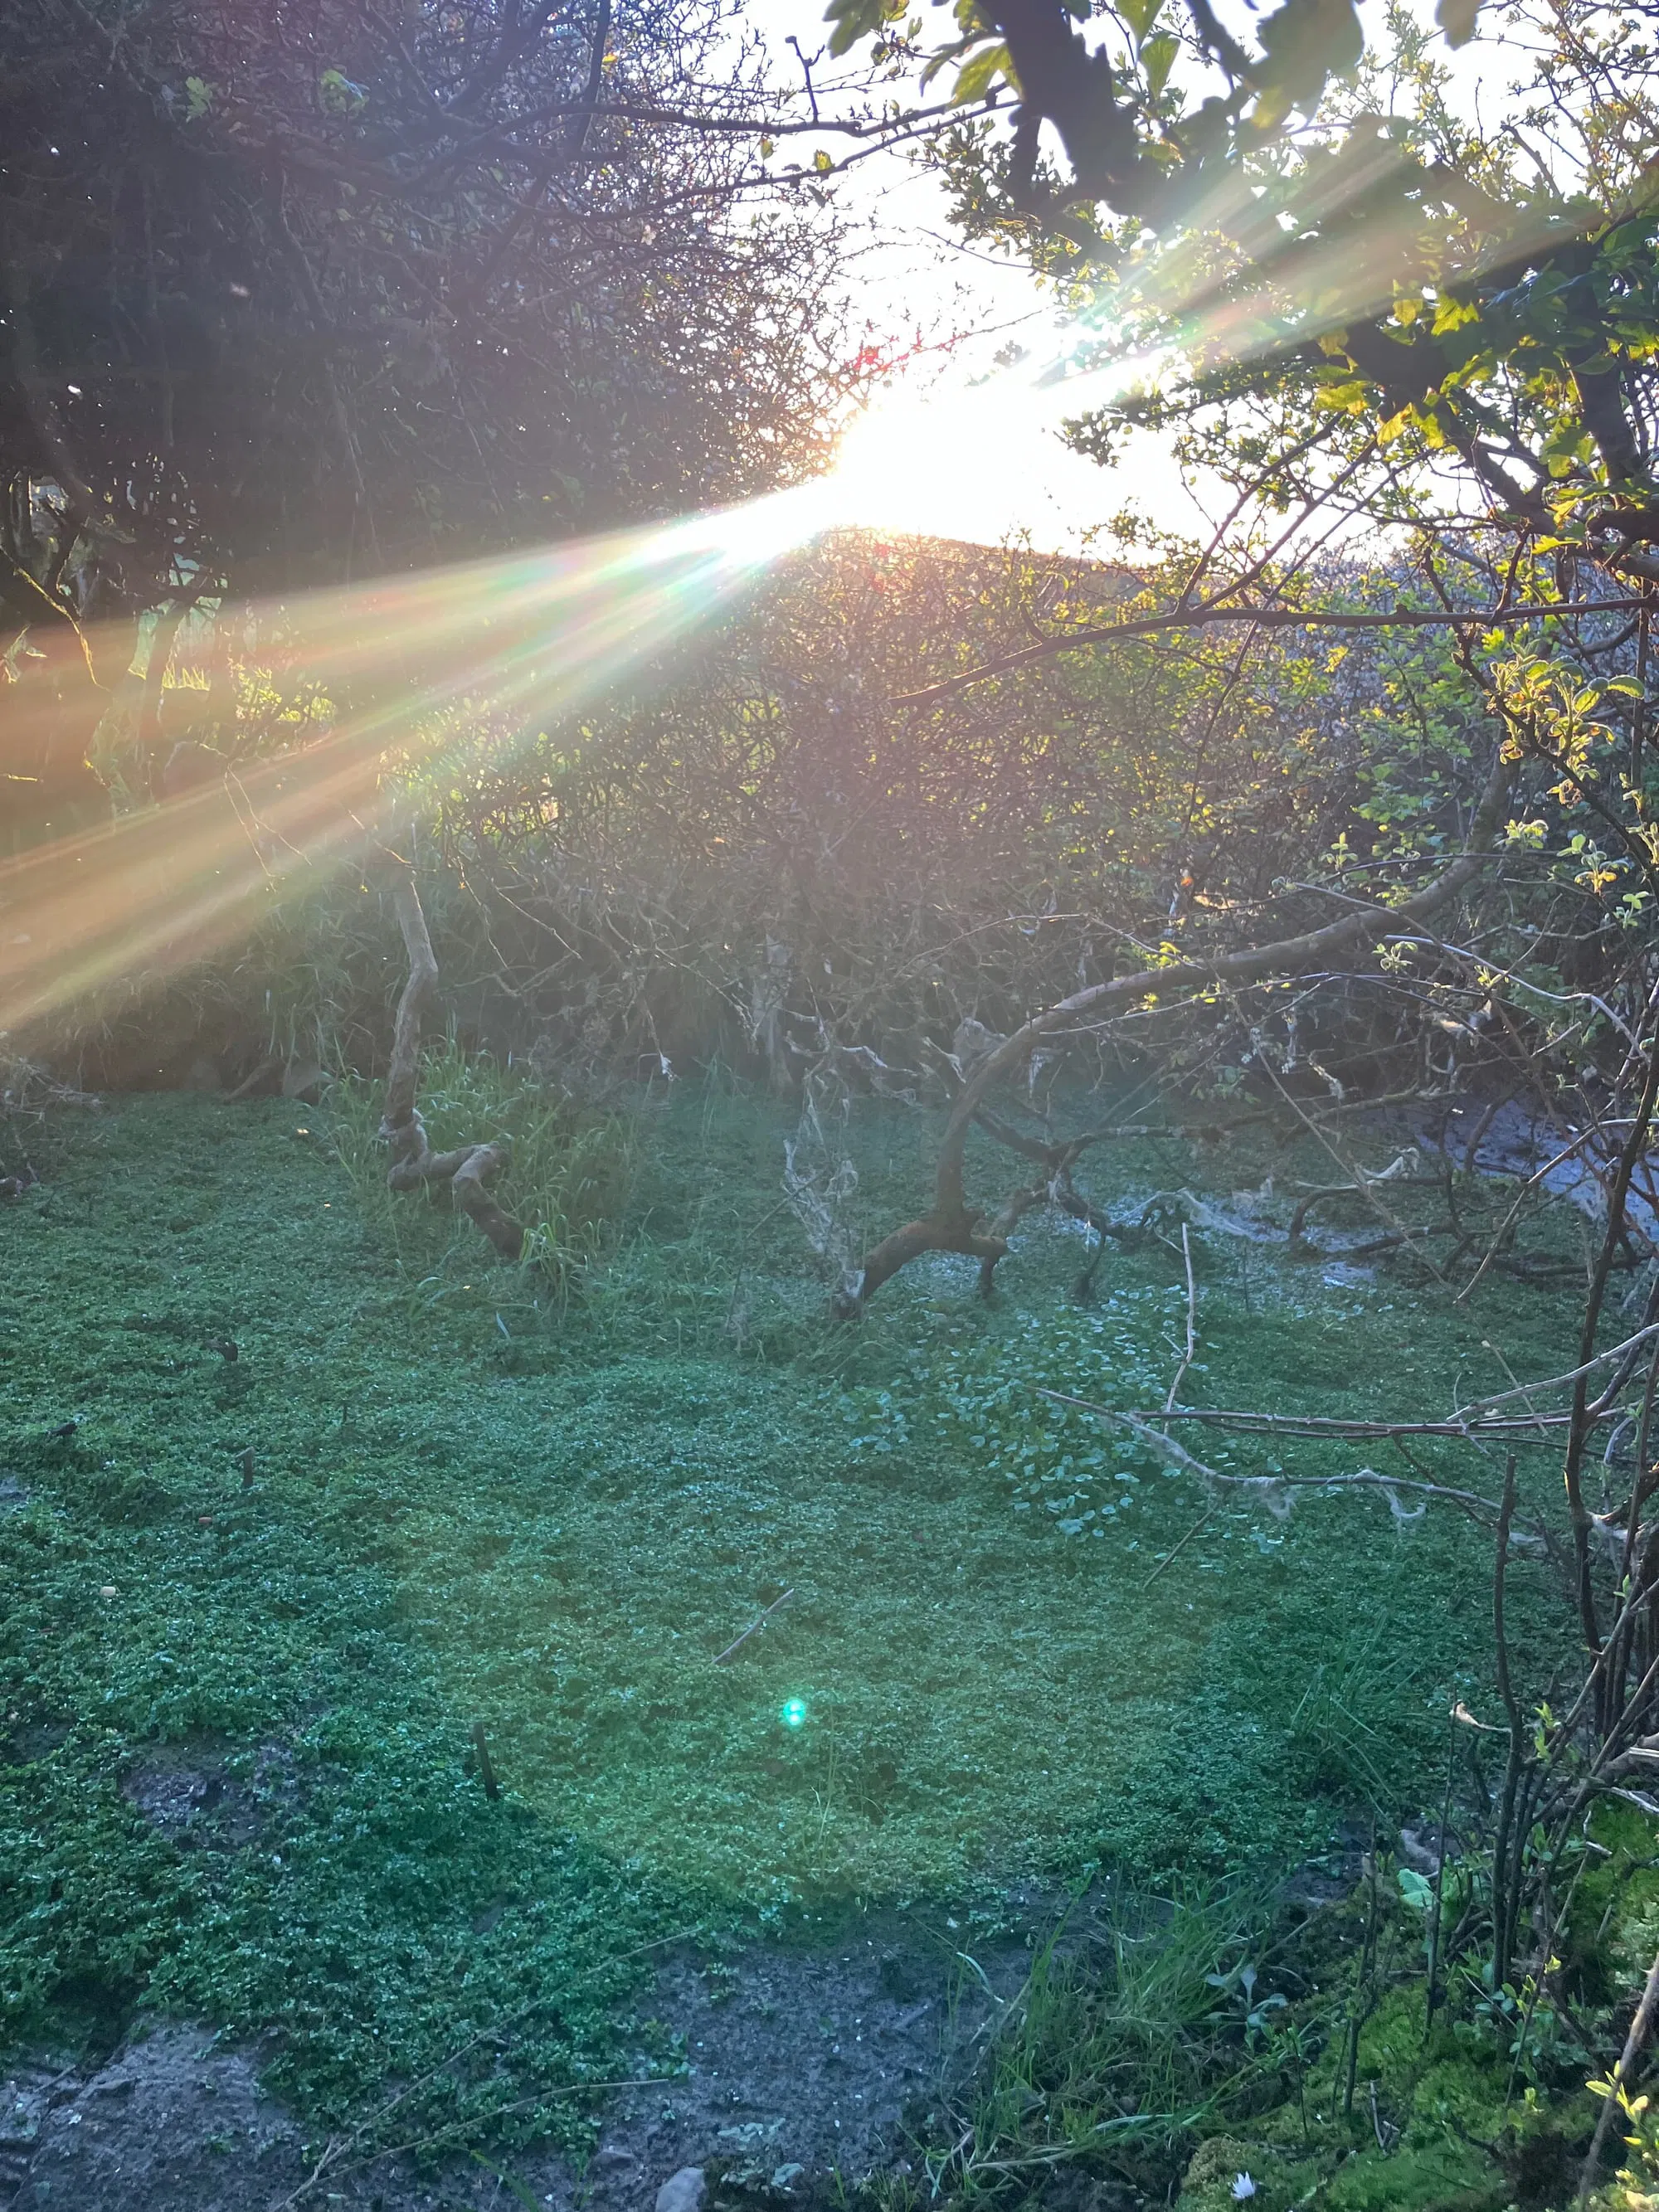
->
[746, 0, 1523, 551]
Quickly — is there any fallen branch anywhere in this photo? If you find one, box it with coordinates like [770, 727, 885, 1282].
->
[838, 743, 1513, 1313]
[1043, 1320, 1659, 1445]
[1076, 1404, 1555, 1553]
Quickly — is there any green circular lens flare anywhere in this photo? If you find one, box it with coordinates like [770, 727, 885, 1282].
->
[780, 1697, 807, 1730]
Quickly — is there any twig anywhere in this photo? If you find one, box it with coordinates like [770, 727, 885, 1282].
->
[1424, 1708, 1458, 2035]
[471, 1722, 500, 1801]
[1165, 1223, 1197, 1419]
[1053, 1402, 1556, 1549]
[895, 599, 1648, 706]
[1102, 1406, 1592, 1441]
[1143, 1505, 1216, 1588]
[1088, 1318, 1659, 1441]
[1580, 1939, 1659, 2205]
[713, 1587, 794, 1664]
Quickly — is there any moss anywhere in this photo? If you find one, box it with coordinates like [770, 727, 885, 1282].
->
[1177, 2135, 1320, 2210]
[1565, 1800, 1659, 2002]
[1319, 2137, 1509, 2211]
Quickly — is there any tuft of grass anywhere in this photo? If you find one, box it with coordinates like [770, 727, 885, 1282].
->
[328, 1040, 632, 1295]
[936, 1880, 1274, 2200]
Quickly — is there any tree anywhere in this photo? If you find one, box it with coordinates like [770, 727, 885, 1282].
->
[774, 0, 1652, 1300]
[1, 0, 853, 834]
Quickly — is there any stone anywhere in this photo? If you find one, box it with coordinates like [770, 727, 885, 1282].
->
[0, 2088, 46, 2149]
[654, 2166, 708, 2212]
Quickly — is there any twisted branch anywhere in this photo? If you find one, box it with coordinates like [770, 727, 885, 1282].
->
[839, 743, 1513, 1313]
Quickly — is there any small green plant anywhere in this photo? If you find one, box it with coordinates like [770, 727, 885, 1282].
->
[930, 1882, 1276, 2200]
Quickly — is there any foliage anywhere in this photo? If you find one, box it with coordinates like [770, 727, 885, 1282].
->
[0, 0, 845, 591]
[0, 0, 859, 843]
[823, 0, 1659, 601]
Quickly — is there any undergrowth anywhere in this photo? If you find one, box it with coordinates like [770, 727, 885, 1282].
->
[0, 1072, 1632, 2191]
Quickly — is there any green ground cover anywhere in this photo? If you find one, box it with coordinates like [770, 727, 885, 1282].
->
[0, 1077, 1591, 2147]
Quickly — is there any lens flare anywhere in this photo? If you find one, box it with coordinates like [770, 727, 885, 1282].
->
[0, 491, 824, 1042]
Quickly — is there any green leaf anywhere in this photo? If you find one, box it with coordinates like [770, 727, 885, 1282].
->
[953, 40, 1011, 102]
[1119, 0, 1165, 46]
[184, 75, 213, 120]
[824, 0, 888, 58]
[1436, 0, 1481, 46]
[1252, 0, 1363, 124]
[319, 67, 368, 115]
[1141, 30, 1177, 97]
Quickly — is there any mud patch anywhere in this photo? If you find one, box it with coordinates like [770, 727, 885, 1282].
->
[0, 1916, 1016, 2211]
[4, 2030, 308, 2211]
[523, 1917, 995, 2208]
[121, 1738, 296, 1850]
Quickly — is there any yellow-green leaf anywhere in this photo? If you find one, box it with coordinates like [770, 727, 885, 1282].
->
[1119, 0, 1165, 46]
[1141, 30, 1177, 95]
[953, 40, 1011, 101]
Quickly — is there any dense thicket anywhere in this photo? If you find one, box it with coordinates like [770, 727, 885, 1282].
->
[0, 0, 851, 842]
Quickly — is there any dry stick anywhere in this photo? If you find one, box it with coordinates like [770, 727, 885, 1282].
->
[1490, 1459, 1525, 1999]
[470, 1723, 500, 1802]
[1565, 1046, 1659, 1687]
[1424, 1709, 1459, 2036]
[894, 599, 1648, 706]
[1461, 1089, 1515, 1175]
[1045, 1390, 1593, 1446]
[1142, 1228, 1214, 1583]
[1143, 1505, 1217, 1589]
[1579, 1941, 1659, 2207]
[1106, 1317, 1659, 1438]
[1608, 1331, 1659, 1735]
[382, 866, 524, 1260]
[1343, 1835, 1382, 2120]
[713, 1588, 795, 1665]
[1458, 1126, 1616, 1303]
[1058, 1402, 1557, 1553]
[1115, 1408, 1584, 1440]
[1165, 1223, 1197, 1417]
[1249, 1038, 1450, 1287]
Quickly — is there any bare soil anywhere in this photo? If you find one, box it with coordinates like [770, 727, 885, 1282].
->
[1, 1913, 1019, 2212]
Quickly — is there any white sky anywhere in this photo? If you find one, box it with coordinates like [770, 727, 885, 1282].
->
[742, 0, 1525, 550]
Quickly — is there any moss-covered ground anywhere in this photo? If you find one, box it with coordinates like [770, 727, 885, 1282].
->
[0, 1079, 1598, 2161]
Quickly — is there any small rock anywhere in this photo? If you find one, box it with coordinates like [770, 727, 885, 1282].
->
[0, 2088, 46, 2148]
[280, 1059, 327, 1102]
[589, 2142, 638, 2172]
[655, 2166, 708, 2212]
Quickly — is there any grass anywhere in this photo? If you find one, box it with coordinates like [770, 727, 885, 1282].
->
[0, 1072, 1598, 2160]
